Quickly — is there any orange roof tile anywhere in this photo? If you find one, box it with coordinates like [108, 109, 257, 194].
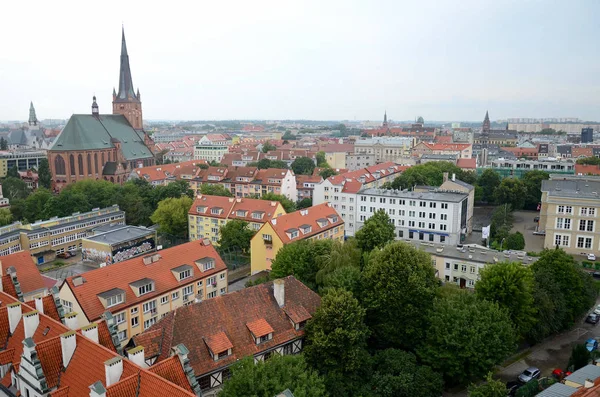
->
[228, 198, 284, 223]
[424, 143, 471, 151]
[575, 164, 600, 176]
[134, 161, 207, 182]
[457, 158, 477, 169]
[0, 348, 15, 365]
[1, 251, 46, 296]
[246, 318, 274, 337]
[283, 303, 312, 324]
[2, 275, 18, 300]
[64, 240, 227, 321]
[25, 295, 61, 322]
[204, 331, 233, 354]
[148, 356, 193, 393]
[49, 386, 70, 397]
[188, 195, 235, 219]
[0, 369, 11, 387]
[96, 320, 118, 353]
[267, 203, 344, 244]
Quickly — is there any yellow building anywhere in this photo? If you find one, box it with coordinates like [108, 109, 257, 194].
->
[0, 150, 46, 178]
[188, 195, 286, 244]
[250, 203, 345, 274]
[58, 239, 228, 347]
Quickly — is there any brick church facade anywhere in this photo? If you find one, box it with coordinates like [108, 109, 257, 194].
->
[48, 28, 155, 191]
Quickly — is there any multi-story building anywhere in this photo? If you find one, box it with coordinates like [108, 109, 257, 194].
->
[539, 175, 600, 257]
[356, 188, 469, 246]
[412, 142, 473, 159]
[59, 239, 228, 346]
[188, 195, 286, 243]
[0, 149, 46, 177]
[296, 174, 323, 201]
[132, 276, 320, 397]
[0, 205, 125, 264]
[129, 160, 208, 186]
[452, 127, 474, 143]
[582, 127, 594, 144]
[345, 153, 377, 170]
[0, 250, 50, 301]
[411, 241, 537, 288]
[250, 203, 344, 274]
[354, 137, 415, 163]
[490, 158, 576, 173]
[47, 29, 155, 191]
[194, 134, 232, 162]
[81, 224, 157, 265]
[312, 162, 409, 236]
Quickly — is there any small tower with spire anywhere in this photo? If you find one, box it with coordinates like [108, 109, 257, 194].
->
[482, 111, 491, 134]
[382, 110, 388, 128]
[112, 26, 143, 130]
[28, 102, 38, 127]
[92, 96, 99, 116]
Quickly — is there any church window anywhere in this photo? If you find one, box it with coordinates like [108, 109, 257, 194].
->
[94, 153, 98, 174]
[101, 153, 105, 164]
[69, 155, 75, 176]
[78, 154, 84, 176]
[87, 154, 92, 175]
[108, 152, 111, 162]
[55, 155, 66, 175]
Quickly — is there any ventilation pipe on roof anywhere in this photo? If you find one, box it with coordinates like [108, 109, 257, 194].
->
[104, 356, 123, 386]
[7, 302, 22, 333]
[61, 330, 77, 368]
[23, 310, 40, 339]
[81, 323, 99, 343]
[127, 346, 147, 368]
[34, 297, 44, 314]
[64, 312, 79, 330]
[273, 279, 285, 308]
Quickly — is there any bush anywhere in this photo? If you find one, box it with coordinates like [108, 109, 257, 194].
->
[582, 261, 592, 268]
[595, 263, 600, 270]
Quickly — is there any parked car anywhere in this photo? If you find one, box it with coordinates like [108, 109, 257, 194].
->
[518, 367, 541, 383]
[594, 305, 600, 315]
[551, 368, 572, 381]
[586, 338, 598, 352]
[57, 252, 72, 259]
[586, 314, 600, 325]
[588, 253, 596, 261]
[593, 272, 600, 280]
[506, 381, 521, 396]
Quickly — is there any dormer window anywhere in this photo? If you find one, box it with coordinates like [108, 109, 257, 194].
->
[211, 207, 222, 215]
[246, 318, 274, 345]
[196, 257, 216, 272]
[139, 283, 153, 295]
[205, 331, 233, 362]
[98, 288, 125, 309]
[130, 278, 155, 296]
[316, 218, 328, 228]
[197, 206, 207, 213]
[236, 210, 248, 217]
[172, 264, 194, 281]
[286, 228, 299, 239]
[327, 215, 339, 223]
[252, 211, 264, 220]
[299, 224, 312, 234]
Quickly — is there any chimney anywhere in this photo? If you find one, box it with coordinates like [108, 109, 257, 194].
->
[64, 312, 79, 330]
[61, 330, 77, 368]
[34, 297, 44, 314]
[7, 302, 22, 333]
[443, 172, 449, 183]
[23, 310, 40, 339]
[273, 279, 285, 308]
[89, 381, 107, 397]
[81, 323, 99, 343]
[452, 173, 456, 182]
[127, 346, 146, 368]
[104, 357, 123, 386]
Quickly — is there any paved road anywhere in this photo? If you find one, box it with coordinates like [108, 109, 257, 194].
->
[510, 210, 545, 252]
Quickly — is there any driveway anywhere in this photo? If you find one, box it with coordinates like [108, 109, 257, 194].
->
[510, 210, 545, 252]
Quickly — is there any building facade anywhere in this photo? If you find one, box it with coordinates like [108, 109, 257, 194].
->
[82, 225, 157, 265]
[345, 153, 377, 170]
[0, 150, 46, 177]
[354, 137, 415, 163]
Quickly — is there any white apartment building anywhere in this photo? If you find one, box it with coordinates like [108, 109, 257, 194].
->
[354, 137, 415, 163]
[356, 188, 469, 246]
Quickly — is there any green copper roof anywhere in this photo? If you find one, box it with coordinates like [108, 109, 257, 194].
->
[50, 114, 152, 161]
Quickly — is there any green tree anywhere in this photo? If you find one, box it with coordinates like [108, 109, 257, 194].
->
[23, 188, 53, 223]
[418, 293, 517, 386]
[150, 196, 193, 238]
[0, 208, 12, 226]
[316, 151, 329, 167]
[355, 209, 395, 252]
[270, 239, 333, 290]
[476, 262, 537, 338]
[218, 220, 255, 253]
[291, 156, 316, 175]
[296, 197, 312, 209]
[568, 344, 591, 372]
[493, 178, 527, 210]
[389, 162, 473, 190]
[0, 138, 7, 151]
[477, 169, 501, 203]
[369, 349, 443, 397]
[515, 380, 538, 397]
[522, 170, 549, 210]
[261, 141, 277, 153]
[576, 156, 600, 165]
[282, 130, 296, 140]
[198, 183, 233, 197]
[2, 177, 30, 201]
[261, 192, 296, 213]
[362, 241, 438, 350]
[505, 232, 525, 250]
[304, 288, 370, 396]
[43, 190, 91, 218]
[319, 168, 338, 179]
[321, 265, 362, 297]
[219, 355, 327, 397]
[253, 158, 288, 169]
[115, 183, 153, 226]
[315, 239, 362, 288]
[37, 158, 52, 189]
[64, 179, 120, 210]
[490, 204, 514, 242]
[6, 166, 20, 179]
[467, 373, 507, 397]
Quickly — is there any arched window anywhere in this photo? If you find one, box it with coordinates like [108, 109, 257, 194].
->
[108, 152, 111, 162]
[55, 155, 66, 175]
[78, 154, 84, 176]
[117, 176, 120, 183]
[101, 153, 105, 165]
[110, 177, 114, 183]
[87, 154, 92, 175]
[69, 155, 75, 176]
[94, 153, 98, 174]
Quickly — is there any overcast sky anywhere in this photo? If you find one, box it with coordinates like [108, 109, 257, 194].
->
[1, 0, 599, 122]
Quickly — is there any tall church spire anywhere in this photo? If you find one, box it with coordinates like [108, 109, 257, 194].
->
[482, 110, 491, 134]
[115, 27, 139, 103]
[383, 110, 388, 128]
[28, 102, 38, 126]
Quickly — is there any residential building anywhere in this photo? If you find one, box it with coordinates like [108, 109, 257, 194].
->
[47, 29, 155, 191]
[82, 225, 157, 265]
[0, 205, 125, 264]
[345, 153, 377, 170]
[316, 143, 354, 169]
[439, 173, 475, 234]
[296, 174, 322, 201]
[250, 203, 344, 274]
[312, 163, 409, 236]
[0, 288, 201, 396]
[188, 195, 286, 243]
[131, 276, 321, 397]
[582, 127, 594, 144]
[129, 160, 208, 186]
[500, 146, 539, 159]
[0, 150, 46, 177]
[194, 134, 232, 162]
[0, 250, 50, 301]
[411, 241, 537, 289]
[59, 239, 228, 347]
[356, 188, 469, 246]
[18, 169, 38, 189]
[490, 158, 576, 174]
[412, 142, 473, 159]
[452, 127, 474, 143]
[576, 164, 600, 176]
[539, 175, 600, 257]
[354, 137, 415, 163]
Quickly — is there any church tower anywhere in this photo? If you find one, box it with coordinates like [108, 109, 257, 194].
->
[482, 110, 491, 134]
[28, 102, 38, 127]
[112, 27, 143, 130]
[382, 110, 388, 128]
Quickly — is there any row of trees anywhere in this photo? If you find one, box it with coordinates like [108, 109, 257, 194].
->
[221, 210, 598, 396]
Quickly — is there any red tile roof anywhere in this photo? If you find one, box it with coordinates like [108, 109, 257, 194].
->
[133, 161, 208, 182]
[254, 169, 292, 186]
[133, 276, 320, 377]
[148, 356, 194, 394]
[268, 203, 344, 244]
[64, 240, 227, 321]
[575, 164, 600, 176]
[1, 251, 46, 296]
[2, 275, 18, 300]
[188, 195, 235, 219]
[25, 295, 61, 322]
[204, 331, 233, 354]
[246, 318, 274, 337]
[435, 135, 453, 143]
[573, 147, 594, 158]
[229, 198, 284, 223]
[423, 143, 471, 151]
[457, 158, 477, 169]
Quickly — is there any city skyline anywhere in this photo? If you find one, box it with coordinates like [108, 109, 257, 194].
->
[1, 0, 599, 121]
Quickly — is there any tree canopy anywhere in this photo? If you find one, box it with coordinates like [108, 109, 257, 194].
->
[217, 220, 255, 253]
[261, 141, 277, 153]
[467, 373, 507, 397]
[150, 196, 193, 238]
[521, 170, 549, 210]
[37, 158, 52, 189]
[250, 158, 288, 169]
[355, 209, 395, 252]
[477, 169, 501, 203]
[576, 156, 600, 165]
[261, 192, 296, 213]
[269, 239, 334, 290]
[319, 168, 338, 179]
[198, 183, 233, 197]
[493, 178, 528, 210]
[389, 162, 476, 190]
[291, 156, 316, 175]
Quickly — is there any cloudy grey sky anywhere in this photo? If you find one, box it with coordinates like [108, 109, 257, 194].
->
[1, 0, 598, 122]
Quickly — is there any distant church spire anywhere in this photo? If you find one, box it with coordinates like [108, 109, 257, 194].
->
[92, 96, 99, 116]
[383, 110, 388, 128]
[28, 102, 38, 126]
[115, 26, 139, 102]
[482, 110, 491, 134]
